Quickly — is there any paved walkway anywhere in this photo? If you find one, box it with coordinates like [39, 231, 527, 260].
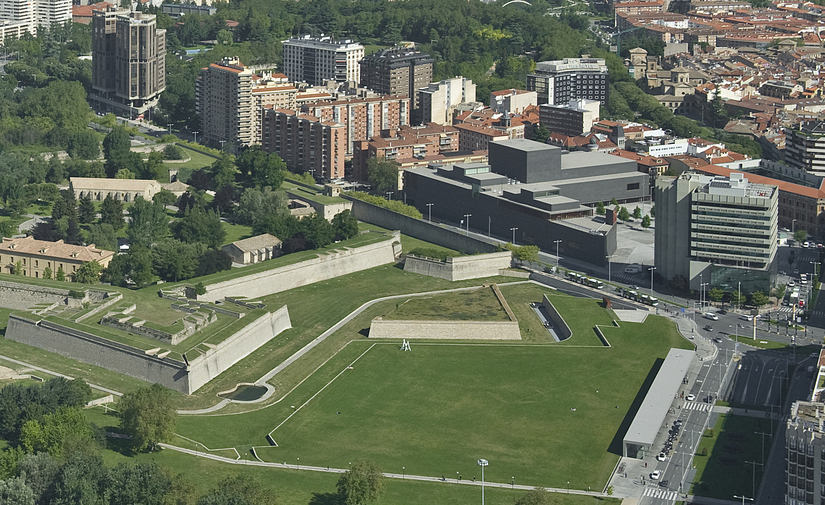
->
[158, 442, 610, 498]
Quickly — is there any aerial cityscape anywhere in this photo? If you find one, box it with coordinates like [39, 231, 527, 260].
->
[2, 0, 825, 503]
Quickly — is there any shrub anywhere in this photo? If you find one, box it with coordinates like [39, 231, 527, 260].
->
[68, 289, 85, 299]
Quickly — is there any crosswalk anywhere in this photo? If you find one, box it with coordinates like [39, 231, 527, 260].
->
[682, 402, 711, 412]
[643, 487, 678, 501]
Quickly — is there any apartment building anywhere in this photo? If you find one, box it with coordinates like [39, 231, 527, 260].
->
[654, 172, 778, 293]
[0, 0, 70, 37]
[785, 400, 825, 505]
[418, 77, 477, 125]
[490, 89, 537, 115]
[526, 58, 609, 106]
[352, 123, 459, 181]
[261, 107, 346, 180]
[197, 58, 254, 150]
[540, 99, 601, 137]
[452, 123, 509, 152]
[301, 95, 410, 155]
[0, 236, 114, 280]
[90, 8, 166, 117]
[786, 121, 825, 176]
[359, 47, 433, 108]
[282, 35, 364, 86]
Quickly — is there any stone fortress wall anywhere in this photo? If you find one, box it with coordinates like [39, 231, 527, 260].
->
[403, 251, 513, 281]
[198, 232, 400, 302]
[368, 319, 521, 340]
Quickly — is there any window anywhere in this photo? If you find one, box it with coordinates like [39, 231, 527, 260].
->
[627, 183, 640, 191]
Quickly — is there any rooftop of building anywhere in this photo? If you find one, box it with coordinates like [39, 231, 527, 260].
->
[789, 401, 825, 432]
[1, 236, 114, 262]
[282, 34, 363, 50]
[69, 177, 161, 191]
[692, 163, 825, 199]
[226, 233, 282, 252]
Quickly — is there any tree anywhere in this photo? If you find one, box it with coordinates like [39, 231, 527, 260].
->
[197, 475, 270, 505]
[103, 126, 130, 160]
[0, 476, 34, 505]
[152, 189, 177, 207]
[127, 247, 156, 288]
[162, 144, 184, 160]
[50, 453, 106, 505]
[73, 261, 102, 284]
[64, 219, 82, 246]
[595, 201, 605, 215]
[618, 207, 630, 221]
[641, 215, 651, 228]
[633, 206, 642, 219]
[172, 207, 226, 249]
[105, 461, 176, 505]
[236, 146, 286, 189]
[650, 205, 655, 217]
[332, 209, 359, 241]
[708, 287, 724, 304]
[19, 407, 95, 459]
[730, 289, 746, 308]
[532, 123, 550, 143]
[208, 155, 237, 190]
[366, 157, 399, 194]
[77, 195, 95, 224]
[55, 266, 65, 282]
[16, 452, 60, 505]
[99, 194, 124, 230]
[514, 487, 557, 505]
[301, 212, 334, 249]
[118, 383, 176, 452]
[196, 249, 232, 277]
[336, 459, 384, 505]
[127, 196, 169, 248]
[750, 290, 769, 308]
[31, 220, 62, 242]
[85, 223, 117, 252]
[43, 266, 52, 280]
[236, 187, 289, 227]
[66, 131, 100, 160]
[794, 229, 808, 244]
[151, 239, 204, 282]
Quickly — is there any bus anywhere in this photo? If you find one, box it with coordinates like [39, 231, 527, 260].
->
[568, 272, 584, 283]
[618, 288, 659, 306]
[585, 278, 604, 289]
[639, 293, 659, 307]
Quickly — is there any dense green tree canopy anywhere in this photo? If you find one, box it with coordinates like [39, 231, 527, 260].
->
[117, 384, 177, 452]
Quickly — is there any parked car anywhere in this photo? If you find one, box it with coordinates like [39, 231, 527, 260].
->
[717, 308, 727, 315]
[686, 394, 695, 401]
[656, 453, 666, 461]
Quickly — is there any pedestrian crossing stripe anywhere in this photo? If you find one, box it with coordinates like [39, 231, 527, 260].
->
[683, 402, 711, 412]
[643, 487, 678, 501]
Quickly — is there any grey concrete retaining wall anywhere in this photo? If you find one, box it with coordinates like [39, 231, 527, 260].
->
[541, 294, 572, 341]
[187, 305, 292, 392]
[0, 281, 73, 310]
[6, 305, 292, 395]
[199, 235, 399, 302]
[368, 318, 521, 340]
[403, 251, 512, 281]
[346, 198, 498, 255]
[76, 293, 123, 323]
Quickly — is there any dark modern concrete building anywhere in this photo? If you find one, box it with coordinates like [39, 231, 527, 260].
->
[403, 138, 649, 266]
[526, 58, 609, 106]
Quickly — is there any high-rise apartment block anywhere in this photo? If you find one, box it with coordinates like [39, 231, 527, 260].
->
[282, 35, 363, 86]
[90, 7, 166, 117]
[418, 77, 477, 126]
[261, 107, 346, 180]
[527, 58, 609, 106]
[786, 121, 825, 176]
[359, 47, 433, 108]
[654, 172, 777, 294]
[0, 0, 70, 42]
[301, 95, 410, 155]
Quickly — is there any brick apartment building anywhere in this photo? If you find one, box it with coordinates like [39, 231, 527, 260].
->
[359, 47, 433, 109]
[261, 107, 346, 180]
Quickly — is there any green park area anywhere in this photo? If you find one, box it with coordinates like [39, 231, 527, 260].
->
[691, 414, 775, 500]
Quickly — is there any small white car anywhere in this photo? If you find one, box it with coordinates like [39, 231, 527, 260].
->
[788, 281, 795, 288]
[656, 453, 667, 462]
[650, 470, 661, 480]
[686, 394, 695, 401]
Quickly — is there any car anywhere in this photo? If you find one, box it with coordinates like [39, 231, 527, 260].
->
[713, 336, 723, 343]
[659, 480, 669, 488]
[740, 314, 754, 321]
[686, 394, 695, 401]
[650, 470, 661, 480]
[804, 241, 811, 248]
[801, 278, 809, 285]
[717, 308, 727, 315]
[703, 325, 714, 332]
[656, 453, 666, 461]
[788, 281, 796, 288]
[704, 312, 719, 321]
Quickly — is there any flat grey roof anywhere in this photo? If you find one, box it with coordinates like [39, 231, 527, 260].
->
[624, 348, 695, 447]
[492, 138, 557, 152]
[560, 151, 637, 170]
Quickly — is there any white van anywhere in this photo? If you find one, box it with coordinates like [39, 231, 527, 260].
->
[704, 312, 719, 321]
[624, 264, 642, 274]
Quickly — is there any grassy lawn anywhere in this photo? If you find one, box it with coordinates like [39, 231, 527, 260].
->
[691, 414, 775, 499]
[401, 234, 462, 257]
[281, 180, 349, 205]
[383, 286, 509, 321]
[175, 289, 688, 491]
[222, 222, 253, 246]
[170, 146, 219, 171]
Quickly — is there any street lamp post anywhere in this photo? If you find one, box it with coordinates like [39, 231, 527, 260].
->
[402, 467, 405, 479]
[733, 495, 753, 505]
[426, 203, 434, 222]
[510, 227, 518, 245]
[649, 266, 657, 296]
[738, 281, 742, 311]
[477, 459, 488, 505]
[386, 191, 393, 201]
[193, 131, 199, 144]
[701, 282, 708, 312]
[606, 255, 612, 284]
[464, 214, 472, 235]
[554, 240, 562, 270]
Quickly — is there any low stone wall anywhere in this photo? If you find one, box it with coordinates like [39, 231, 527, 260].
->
[6, 306, 292, 395]
[541, 294, 572, 341]
[76, 292, 123, 323]
[0, 280, 74, 310]
[199, 234, 399, 302]
[101, 309, 216, 346]
[368, 318, 521, 340]
[403, 251, 512, 281]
